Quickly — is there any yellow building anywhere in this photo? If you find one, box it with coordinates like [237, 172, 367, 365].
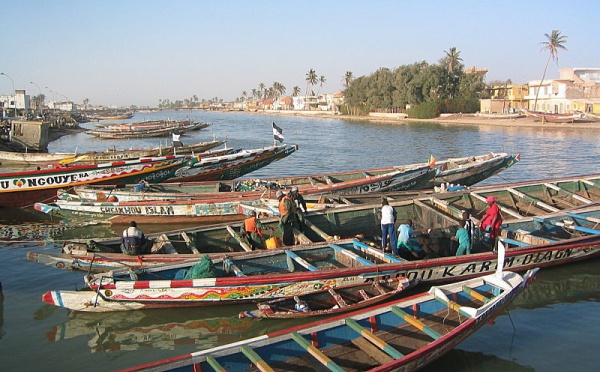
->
[480, 84, 529, 114]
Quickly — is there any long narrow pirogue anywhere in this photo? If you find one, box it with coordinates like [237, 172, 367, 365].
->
[27, 173, 600, 276]
[118, 265, 539, 372]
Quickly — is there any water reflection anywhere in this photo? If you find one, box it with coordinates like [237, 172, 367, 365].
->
[511, 259, 600, 309]
[422, 348, 534, 372]
[44, 305, 292, 354]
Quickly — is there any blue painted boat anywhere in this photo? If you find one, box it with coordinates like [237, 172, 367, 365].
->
[119, 263, 538, 372]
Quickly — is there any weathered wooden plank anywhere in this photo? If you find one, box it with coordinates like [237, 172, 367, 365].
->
[350, 337, 394, 365]
[389, 306, 442, 340]
[240, 346, 275, 372]
[345, 318, 404, 359]
[285, 250, 318, 272]
[225, 225, 252, 252]
[181, 232, 199, 254]
[291, 332, 345, 372]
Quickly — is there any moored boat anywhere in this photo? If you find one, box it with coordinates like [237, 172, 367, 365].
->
[168, 144, 298, 182]
[239, 276, 415, 319]
[0, 155, 200, 208]
[118, 266, 538, 372]
[523, 109, 585, 123]
[27, 172, 600, 273]
[86, 122, 209, 139]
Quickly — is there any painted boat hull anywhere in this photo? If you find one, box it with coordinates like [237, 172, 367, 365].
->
[28, 173, 600, 274]
[0, 155, 197, 207]
[170, 145, 297, 182]
[119, 269, 538, 372]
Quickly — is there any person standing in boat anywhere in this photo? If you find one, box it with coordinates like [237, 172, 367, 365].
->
[242, 210, 268, 250]
[121, 221, 151, 255]
[397, 219, 424, 259]
[479, 196, 502, 242]
[452, 219, 472, 256]
[277, 190, 297, 246]
[289, 186, 307, 232]
[461, 210, 476, 248]
[378, 199, 397, 253]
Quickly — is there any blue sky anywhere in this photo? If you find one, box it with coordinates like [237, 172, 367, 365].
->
[2, 0, 598, 107]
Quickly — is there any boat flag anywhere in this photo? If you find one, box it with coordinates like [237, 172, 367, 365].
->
[428, 155, 436, 168]
[272, 122, 284, 143]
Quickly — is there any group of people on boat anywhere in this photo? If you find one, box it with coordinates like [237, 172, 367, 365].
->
[240, 186, 307, 249]
[379, 196, 502, 260]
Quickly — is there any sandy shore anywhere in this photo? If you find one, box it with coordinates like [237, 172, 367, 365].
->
[240, 109, 600, 130]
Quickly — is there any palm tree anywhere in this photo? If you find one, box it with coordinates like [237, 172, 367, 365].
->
[533, 30, 568, 111]
[292, 86, 301, 97]
[305, 68, 318, 97]
[443, 47, 462, 74]
[341, 71, 354, 89]
[316, 75, 326, 96]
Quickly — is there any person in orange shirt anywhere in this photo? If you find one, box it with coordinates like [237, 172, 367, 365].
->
[242, 210, 268, 250]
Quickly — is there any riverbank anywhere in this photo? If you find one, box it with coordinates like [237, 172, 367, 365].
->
[239, 109, 600, 130]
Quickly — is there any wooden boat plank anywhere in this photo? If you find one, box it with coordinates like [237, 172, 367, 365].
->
[180, 232, 199, 254]
[226, 225, 253, 252]
[534, 217, 600, 235]
[350, 337, 394, 364]
[544, 182, 593, 204]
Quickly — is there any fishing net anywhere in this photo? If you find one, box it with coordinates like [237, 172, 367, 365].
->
[183, 255, 218, 279]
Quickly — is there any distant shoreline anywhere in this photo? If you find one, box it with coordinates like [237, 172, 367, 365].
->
[227, 109, 600, 130]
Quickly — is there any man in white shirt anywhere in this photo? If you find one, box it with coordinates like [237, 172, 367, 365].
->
[379, 199, 397, 254]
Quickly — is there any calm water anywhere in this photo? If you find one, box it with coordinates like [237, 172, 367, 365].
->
[1, 111, 600, 371]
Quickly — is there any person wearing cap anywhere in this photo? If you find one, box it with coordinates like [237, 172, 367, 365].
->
[277, 190, 297, 246]
[121, 221, 151, 255]
[289, 186, 307, 232]
[242, 210, 268, 250]
[480, 196, 502, 241]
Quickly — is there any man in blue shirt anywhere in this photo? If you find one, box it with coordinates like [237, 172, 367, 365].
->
[397, 219, 424, 259]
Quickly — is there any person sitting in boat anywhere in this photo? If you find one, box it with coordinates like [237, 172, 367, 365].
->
[397, 219, 425, 260]
[133, 179, 150, 192]
[451, 220, 471, 256]
[121, 221, 151, 255]
[479, 196, 502, 243]
[242, 210, 270, 250]
[294, 296, 310, 312]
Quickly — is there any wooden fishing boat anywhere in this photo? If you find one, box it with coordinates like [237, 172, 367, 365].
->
[89, 112, 134, 121]
[27, 173, 600, 273]
[40, 238, 409, 312]
[523, 110, 585, 123]
[238, 276, 414, 319]
[86, 122, 209, 139]
[425, 152, 519, 189]
[0, 150, 78, 164]
[36, 192, 276, 224]
[0, 140, 226, 166]
[0, 155, 200, 208]
[58, 139, 227, 165]
[67, 153, 447, 202]
[119, 267, 538, 372]
[168, 144, 298, 182]
[95, 119, 201, 131]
